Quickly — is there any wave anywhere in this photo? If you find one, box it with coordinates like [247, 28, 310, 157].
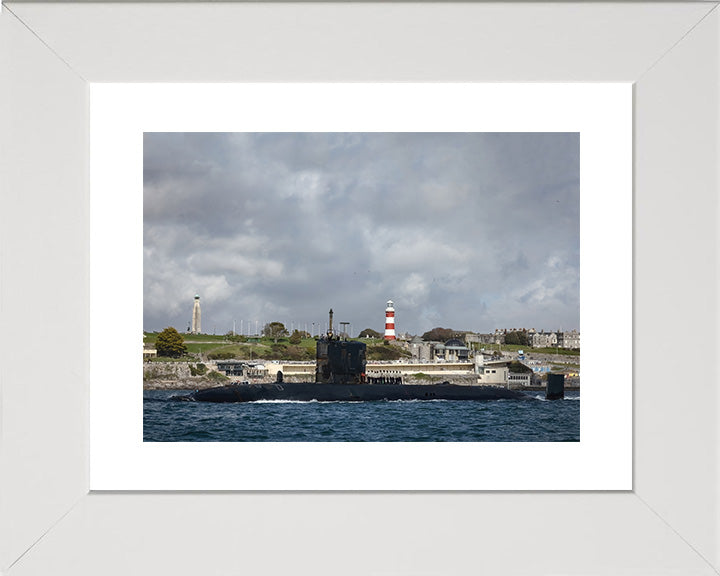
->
[382, 398, 448, 403]
[526, 393, 580, 402]
[250, 399, 320, 404]
[168, 394, 196, 402]
[250, 398, 451, 405]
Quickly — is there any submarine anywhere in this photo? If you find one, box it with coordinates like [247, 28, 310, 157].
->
[191, 309, 530, 403]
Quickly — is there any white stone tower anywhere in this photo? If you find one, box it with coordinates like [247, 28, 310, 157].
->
[191, 294, 201, 334]
[384, 300, 396, 340]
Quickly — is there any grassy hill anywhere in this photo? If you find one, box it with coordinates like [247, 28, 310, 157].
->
[145, 332, 577, 362]
[144, 332, 396, 362]
[474, 342, 579, 356]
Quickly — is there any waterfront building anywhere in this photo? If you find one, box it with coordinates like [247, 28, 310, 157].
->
[216, 360, 246, 376]
[409, 335, 433, 362]
[432, 338, 470, 362]
[476, 363, 509, 387]
[508, 372, 532, 387]
[191, 294, 201, 334]
[143, 345, 157, 361]
[215, 360, 268, 379]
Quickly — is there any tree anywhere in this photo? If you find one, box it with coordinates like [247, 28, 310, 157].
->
[156, 327, 187, 358]
[504, 330, 529, 346]
[421, 327, 456, 342]
[288, 330, 302, 345]
[359, 328, 382, 339]
[263, 321, 288, 343]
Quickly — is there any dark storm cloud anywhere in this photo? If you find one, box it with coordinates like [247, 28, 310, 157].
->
[144, 133, 579, 336]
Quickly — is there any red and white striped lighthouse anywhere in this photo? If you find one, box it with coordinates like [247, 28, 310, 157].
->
[384, 300, 396, 340]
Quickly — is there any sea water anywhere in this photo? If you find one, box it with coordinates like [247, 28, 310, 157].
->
[143, 390, 580, 442]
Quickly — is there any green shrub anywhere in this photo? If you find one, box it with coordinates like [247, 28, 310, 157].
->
[206, 370, 229, 382]
[225, 334, 247, 343]
[285, 345, 314, 361]
[189, 362, 209, 376]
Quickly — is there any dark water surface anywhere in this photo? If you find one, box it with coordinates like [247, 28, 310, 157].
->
[144, 390, 580, 442]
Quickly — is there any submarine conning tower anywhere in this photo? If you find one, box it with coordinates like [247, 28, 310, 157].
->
[315, 308, 367, 384]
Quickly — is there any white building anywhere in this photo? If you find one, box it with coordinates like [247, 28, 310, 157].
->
[475, 356, 509, 387]
[476, 364, 509, 386]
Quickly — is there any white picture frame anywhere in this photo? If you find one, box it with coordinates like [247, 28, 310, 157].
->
[1, 2, 718, 575]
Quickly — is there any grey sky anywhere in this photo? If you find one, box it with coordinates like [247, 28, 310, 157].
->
[144, 133, 579, 336]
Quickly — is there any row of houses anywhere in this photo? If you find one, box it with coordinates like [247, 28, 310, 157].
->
[527, 329, 580, 349]
[466, 328, 580, 349]
[403, 331, 580, 364]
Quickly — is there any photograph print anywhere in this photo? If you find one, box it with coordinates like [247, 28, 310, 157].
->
[143, 132, 580, 442]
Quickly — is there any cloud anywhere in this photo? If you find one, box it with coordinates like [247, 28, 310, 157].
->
[144, 132, 579, 335]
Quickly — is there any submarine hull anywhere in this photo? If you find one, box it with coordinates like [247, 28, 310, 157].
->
[191, 382, 525, 403]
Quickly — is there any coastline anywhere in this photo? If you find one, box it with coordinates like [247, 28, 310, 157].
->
[142, 378, 580, 392]
[143, 360, 579, 391]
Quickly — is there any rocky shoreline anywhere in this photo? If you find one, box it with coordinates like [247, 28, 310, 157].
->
[143, 361, 228, 390]
[143, 361, 578, 391]
[144, 368, 490, 391]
